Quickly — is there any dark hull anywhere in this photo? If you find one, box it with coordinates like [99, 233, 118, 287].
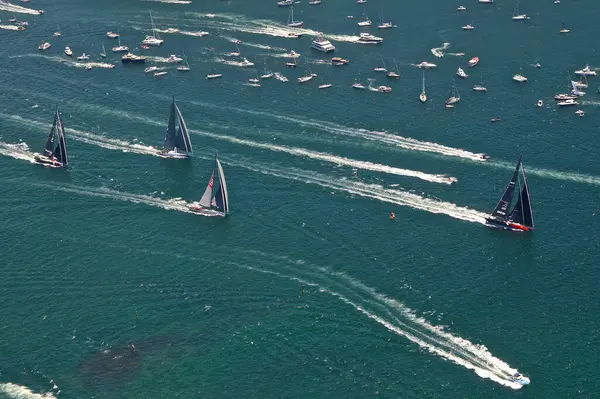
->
[485, 218, 532, 232]
[121, 58, 146, 64]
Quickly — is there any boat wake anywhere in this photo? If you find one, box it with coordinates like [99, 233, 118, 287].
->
[199, 106, 489, 161]
[9, 54, 116, 69]
[215, 57, 254, 67]
[0, 141, 37, 163]
[223, 159, 485, 223]
[431, 42, 451, 58]
[231, 254, 525, 389]
[220, 35, 287, 52]
[0, 383, 58, 399]
[0, 0, 42, 15]
[156, 28, 208, 37]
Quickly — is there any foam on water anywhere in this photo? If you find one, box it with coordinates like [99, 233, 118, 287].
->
[9, 54, 115, 69]
[0, 383, 57, 399]
[0, 0, 42, 15]
[0, 141, 37, 163]
[0, 24, 23, 31]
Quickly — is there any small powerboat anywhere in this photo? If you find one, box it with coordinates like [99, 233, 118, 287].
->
[510, 373, 530, 386]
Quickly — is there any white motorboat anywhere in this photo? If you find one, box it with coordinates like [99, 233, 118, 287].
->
[374, 67, 387, 72]
[121, 53, 147, 64]
[512, 73, 527, 82]
[248, 78, 260, 84]
[154, 71, 168, 77]
[358, 19, 372, 27]
[38, 42, 51, 51]
[76, 53, 89, 61]
[331, 57, 349, 66]
[357, 32, 383, 43]
[576, 109, 585, 117]
[557, 99, 578, 106]
[206, 73, 223, 79]
[85, 65, 92, 70]
[468, 57, 479, 67]
[277, 0, 293, 6]
[106, 31, 119, 39]
[574, 65, 596, 76]
[377, 85, 392, 93]
[319, 83, 333, 89]
[457, 67, 468, 78]
[261, 72, 274, 79]
[165, 28, 179, 34]
[144, 65, 158, 74]
[478, 0, 494, 3]
[537, 99, 543, 107]
[298, 75, 313, 83]
[352, 82, 366, 90]
[535, 62, 541, 68]
[64, 46, 73, 56]
[240, 57, 255, 67]
[166, 54, 183, 63]
[308, 0, 321, 4]
[53, 31, 61, 38]
[473, 85, 487, 92]
[416, 61, 437, 69]
[357, 0, 367, 3]
[554, 93, 577, 101]
[462, 24, 474, 30]
[457, 6, 467, 11]
[311, 35, 336, 52]
[510, 373, 530, 386]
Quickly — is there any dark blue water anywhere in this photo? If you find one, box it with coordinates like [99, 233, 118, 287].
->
[1, 0, 599, 397]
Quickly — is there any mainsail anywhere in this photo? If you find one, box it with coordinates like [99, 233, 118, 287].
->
[490, 155, 522, 218]
[43, 111, 58, 157]
[163, 98, 193, 154]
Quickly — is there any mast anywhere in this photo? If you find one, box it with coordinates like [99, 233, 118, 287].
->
[149, 10, 160, 39]
[490, 155, 522, 218]
[422, 71, 425, 92]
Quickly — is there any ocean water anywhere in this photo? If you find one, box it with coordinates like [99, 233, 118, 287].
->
[0, 0, 599, 397]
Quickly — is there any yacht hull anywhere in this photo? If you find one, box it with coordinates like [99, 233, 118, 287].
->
[485, 218, 531, 232]
[34, 155, 65, 168]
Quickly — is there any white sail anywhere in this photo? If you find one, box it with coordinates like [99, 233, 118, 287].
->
[174, 104, 193, 153]
[199, 171, 215, 207]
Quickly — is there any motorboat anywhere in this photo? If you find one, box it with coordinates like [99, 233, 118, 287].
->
[457, 67, 468, 78]
[141, 45, 150, 50]
[386, 71, 400, 79]
[478, 0, 494, 3]
[377, 85, 392, 93]
[416, 61, 437, 69]
[512, 73, 527, 82]
[574, 65, 596, 76]
[490, 117, 501, 122]
[319, 83, 333, 89]
[457, 5, 467, 11]
[537, 99, 543, 107]
[309, 0, 321, 4]
[462, 24, 474, 30]
[154, 71, 167, 77]
[554, 93, 577, 101]
[240, 57, 254, 67]
[112, 44, 129, 53]
[576, 109, 585, 117]
[176, 65, 190, 71]
[535, 62, 541, 68]
[557, 99, 578, 106]
[206, 73, 223, 79]
[106, 31, 120, 39]
[38, 42, 51, 51]
[311, 35, 336, 52]
[166, 54, 183, 63]
[64, 46, 73, 56]
[468, 57, 479, 67]
[144, 66, 158, 73]
[331, 57, 349, 66]
[53, 31, 61, 38]
[277, 0, 293, 6]
[352, 82, 366, 90]
[165, 28, 179, 34]
[510, 373, 530, 386]
[248, 77, 260, 84]
[512, 14, 530, 20]
[357, 0, 367, 3]
[357, 32, 383, 43]
[473, 85, 487, 92]
[260, 72, 274, 79]
[85, 65, 92, 70]
[76, 53, 89, 61]
[298, 75, 313, 83]
[121, 53, 146, 64]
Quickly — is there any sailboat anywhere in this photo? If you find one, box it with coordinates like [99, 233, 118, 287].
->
[358, 8, 372, 26]
[53, 24, 61, 37]
[419, 71, 427, 103]
[285, 52, 298, 68]
[485, 155, 534, 232]
[100, 43, 107, 58]
[287, 5, 303, 28]
[158, 97, 193, 159]
[188, 154, 230, 217]
[559, 21, 570, 34]
[142, 11, 164, 46]
[112, 34, 129, 53]
[445, 82, 460, 107]
[377, 10, 393, 29]
[298, 57, 315, 83]
[34, 108, 69, 168]
[512, 1, 530, 20]
[386, 58, 400, 79]
[177, 51, 191, 71]
[473, 68, 487, 91]
[260, 59, 273, 79]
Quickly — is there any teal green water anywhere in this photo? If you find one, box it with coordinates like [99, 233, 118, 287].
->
[1, 0, 599, 397]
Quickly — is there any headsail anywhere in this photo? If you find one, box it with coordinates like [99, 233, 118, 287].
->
[53, 110, 68, 165]
[164, 100, 177, 150]
[199, 172, 215, 207]
[571, 80, 580, 96]
[490, 155, 522, 218]
[214, 157, 229, 214]
[43, 110, 58, 157]
[174, 103, 193, 153]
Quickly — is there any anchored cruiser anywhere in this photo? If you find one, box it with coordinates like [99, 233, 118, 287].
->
[34, 108, 69, 168]
[486, 155, 534, 232]
[188, 154, 230, 217]
[159, 97, 193, 159]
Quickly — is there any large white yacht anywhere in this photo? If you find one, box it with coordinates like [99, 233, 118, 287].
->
[311, 35, 336, 52]
[357, 32, 383, 43]
[574, 64, 596, 76]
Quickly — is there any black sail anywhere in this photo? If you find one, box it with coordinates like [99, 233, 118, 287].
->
[163, 101, 177, 150]
[43, 111, 58, 157]
[52, 111, 68, 165]
[490, 155, 522, 219]
[508, 189, 523, 224]
[520, 169, 534, 228]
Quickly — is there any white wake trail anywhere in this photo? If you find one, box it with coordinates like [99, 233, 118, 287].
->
[0, 383, 57, 399]
[9, 54, 116, 69]
[235, 263, 524, 390]
[0, 0, 42, 15]
[222, 160, 485, 223]
[0, 141, 37, 163]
